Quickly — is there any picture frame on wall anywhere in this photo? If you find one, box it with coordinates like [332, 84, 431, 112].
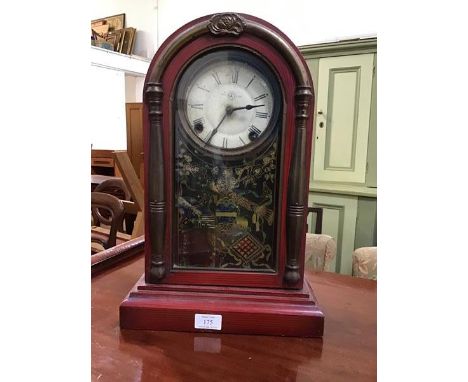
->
[90, 14, 135, 55]
[91, 13, 125, 32]
[109, 29, 125, 52]
[120, 28, 136, 55]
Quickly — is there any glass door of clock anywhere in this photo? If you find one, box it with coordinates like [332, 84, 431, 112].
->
[172, 48, 284, 273]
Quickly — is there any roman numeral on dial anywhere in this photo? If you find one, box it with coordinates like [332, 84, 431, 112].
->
[248, 125, 261, 141]
[249, 125, 262, 135]
[223, 138, 228, 148]
[193, 117, 205, 133]
[197, 85, 210, 92]
[212, 72, 221, 85]
[255, 111, 268, 118]
[190, 104, 204, 110]
[245, 76, 255, 88]
[254, 93, 267, 101]
[193, 117, 204, 125]
[232, 69, 239, 84]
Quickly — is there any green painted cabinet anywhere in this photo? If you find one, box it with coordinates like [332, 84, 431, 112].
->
[314, 54, 374, 184]
[301, 38, 377, 275]
[307, 189, 376, 275]
[308, 192, 358, 274]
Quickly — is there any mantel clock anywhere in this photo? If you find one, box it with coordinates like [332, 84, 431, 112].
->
[120, 13, 324, 337]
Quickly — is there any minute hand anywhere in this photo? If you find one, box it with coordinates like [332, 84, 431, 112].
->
[228, 104, 265, 113]
[206, 111, 228, 143]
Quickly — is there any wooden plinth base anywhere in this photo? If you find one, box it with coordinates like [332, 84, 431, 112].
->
[120, 275, 324, 337]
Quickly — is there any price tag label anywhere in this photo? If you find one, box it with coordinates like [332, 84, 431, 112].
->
[194, 314, 222, 330]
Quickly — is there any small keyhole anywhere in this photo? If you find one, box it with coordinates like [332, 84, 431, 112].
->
[319, 122, 324, 128]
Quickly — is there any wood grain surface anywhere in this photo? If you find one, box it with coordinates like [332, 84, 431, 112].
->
[92, 256, 376, 381]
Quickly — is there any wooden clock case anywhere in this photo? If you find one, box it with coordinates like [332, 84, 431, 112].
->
[120, 13, 324, 337]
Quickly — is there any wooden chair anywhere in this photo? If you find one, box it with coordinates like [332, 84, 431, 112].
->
[94, 178, 131, 200]
[307, 206, 323, 234]
[91, 192, 125, 253]
[93, 178, 136, 234]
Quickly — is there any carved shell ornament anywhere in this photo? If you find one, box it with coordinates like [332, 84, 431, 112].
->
[208, 13, 246, 36]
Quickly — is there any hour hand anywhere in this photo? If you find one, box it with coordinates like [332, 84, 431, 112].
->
[228, 104, 265, 114]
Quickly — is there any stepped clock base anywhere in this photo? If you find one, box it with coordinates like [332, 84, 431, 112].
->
[120, 275, 324, 337]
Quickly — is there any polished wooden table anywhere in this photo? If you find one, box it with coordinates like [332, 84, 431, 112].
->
[92, 256, 376, 381]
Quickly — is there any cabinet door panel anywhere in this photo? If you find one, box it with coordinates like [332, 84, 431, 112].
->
[314, 54, 374, 183]
[308, 193, 358, 275]
[125, 103, 144, 177]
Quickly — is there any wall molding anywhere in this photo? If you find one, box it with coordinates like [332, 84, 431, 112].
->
[299, 37, 377, 59]
[310, 181, 377, 197]
[91, 46, 150, 76]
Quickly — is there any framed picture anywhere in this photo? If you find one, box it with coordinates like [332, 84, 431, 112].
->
[108, 29, 125, 52]
[91, 13, 125, 32]
[92, 24, 109, 36]
[120, 28, 136, 55]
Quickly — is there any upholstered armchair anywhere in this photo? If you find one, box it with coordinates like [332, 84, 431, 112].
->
[352, 247, 377, 280]
[304, 206, 337, 272]
[304, 233, 337, 272]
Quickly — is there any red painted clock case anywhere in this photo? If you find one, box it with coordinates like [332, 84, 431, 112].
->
[142, 13, 315, 289]
[120, 13, 324, 337]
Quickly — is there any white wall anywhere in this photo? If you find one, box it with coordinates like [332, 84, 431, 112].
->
[91, 0, 158, 58]
[125, 75, 145, 102]
[90, 66, 127, 150]
[91, 0, 376, 149]
[92, 0, 376, 60]
[157, 0, 377, 47]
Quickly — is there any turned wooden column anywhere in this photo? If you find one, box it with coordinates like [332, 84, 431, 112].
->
[285, 86, 313, 285]
[145, 82, 166, 281]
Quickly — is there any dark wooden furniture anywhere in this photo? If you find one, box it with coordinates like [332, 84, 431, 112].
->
[94, 178, 131, 200]
[93, 255, 376, 381]
[91, 149, 122, 177]
[91, 192, 125, 252]
[308, 206, 324, 234]
[122, 12, 321, 337]
[94, 178, 135, 234]
[91, 174, 121, 191]
[113, 151, 145, 238]
[125, 102, 144, 178]
[91, 236, 144, 276]
[91, 151, 145, 239]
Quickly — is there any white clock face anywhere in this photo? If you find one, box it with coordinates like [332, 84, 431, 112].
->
[183, 56, 276, 151]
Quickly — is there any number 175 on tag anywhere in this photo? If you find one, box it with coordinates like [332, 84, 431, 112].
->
[194, 314, 222, 330]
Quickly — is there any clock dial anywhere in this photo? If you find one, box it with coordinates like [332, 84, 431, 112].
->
[176, 49, 281, 157]
[185, 62, 274, 150]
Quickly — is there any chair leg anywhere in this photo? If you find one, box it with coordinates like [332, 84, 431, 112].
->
[125, 214, 136, 234]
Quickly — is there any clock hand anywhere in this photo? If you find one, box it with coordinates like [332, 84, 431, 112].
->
[227, 104, 265, 115]
[206, 111, 228, 143]
[205, 104, 266, 144]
